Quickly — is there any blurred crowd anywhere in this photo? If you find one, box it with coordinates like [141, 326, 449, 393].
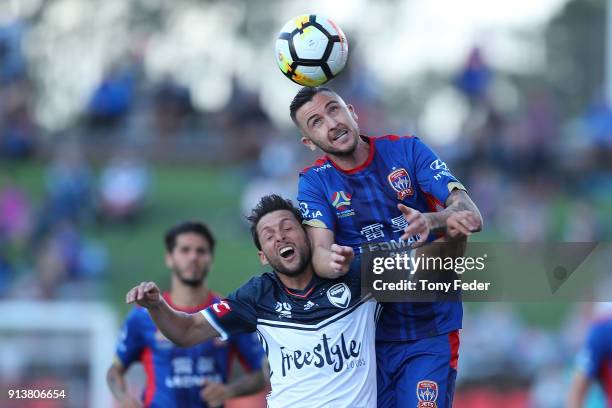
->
[1, 8, 611, 408]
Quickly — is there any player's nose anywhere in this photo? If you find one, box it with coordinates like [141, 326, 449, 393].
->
[275, 228, 290, 243]
[327, 115, 340, 130]
[187, 250, 201, 261]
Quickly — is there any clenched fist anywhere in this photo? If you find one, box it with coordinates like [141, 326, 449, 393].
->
[330, 243, 354, 276]
[125, 281, 162, 309]
[446, 211, 482, 239]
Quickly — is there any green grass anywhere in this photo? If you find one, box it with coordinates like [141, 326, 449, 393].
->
[2, 161, 261, 317]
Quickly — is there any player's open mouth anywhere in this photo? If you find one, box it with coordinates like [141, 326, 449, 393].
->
[332, 129, 348, 142]
[279, 245, 295, 259]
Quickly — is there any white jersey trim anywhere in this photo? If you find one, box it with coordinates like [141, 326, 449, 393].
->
[201, 309, 229, 341]
[257, 294, 373, 330]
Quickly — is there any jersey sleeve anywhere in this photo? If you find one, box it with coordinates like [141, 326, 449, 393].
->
[410, 137, 465, 205]
[202, 279, 260, 341]
[297, 172, 335, 230]
[229, 332, 265, 372]
[578, 324, 607, 378]
[115, 308, 144, 368]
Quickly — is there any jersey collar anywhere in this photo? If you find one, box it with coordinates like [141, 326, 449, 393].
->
[273, 272, 319, 299]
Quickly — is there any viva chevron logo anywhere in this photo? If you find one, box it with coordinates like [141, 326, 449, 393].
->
[327, 283, 351, 308]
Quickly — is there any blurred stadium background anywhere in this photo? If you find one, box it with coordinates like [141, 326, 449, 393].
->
[0, 0, 611, 407]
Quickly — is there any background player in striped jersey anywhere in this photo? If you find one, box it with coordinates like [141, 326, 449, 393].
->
[291, 86, 482, 407]
[107, 221, 266, 408]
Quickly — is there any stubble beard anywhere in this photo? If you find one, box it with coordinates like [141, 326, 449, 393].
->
[316, 129, 360, 157]
[174, 267, 208, 288]
[269, 246, 311, 278]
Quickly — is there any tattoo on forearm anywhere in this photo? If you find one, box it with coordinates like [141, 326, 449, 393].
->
[427, 190, 481, 234]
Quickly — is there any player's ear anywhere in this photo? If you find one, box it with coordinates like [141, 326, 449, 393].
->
[347, 104, 358, 121]
[165, 252, 173, 269]
[257, 250, 269, 265]
[301, 135, 317, 152]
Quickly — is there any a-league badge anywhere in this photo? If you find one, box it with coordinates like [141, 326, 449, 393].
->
[416, 380, 438, 408]
[388, 168, 414, 199]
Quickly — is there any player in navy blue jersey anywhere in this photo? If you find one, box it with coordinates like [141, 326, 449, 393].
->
[124, 195, 379, 407]
[107, 221, 266, 408]
[568, 303, 612, 408]
[290, 86, 483, 407]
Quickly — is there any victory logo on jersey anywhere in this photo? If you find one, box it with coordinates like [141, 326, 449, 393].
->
[327, 283, 351, 308]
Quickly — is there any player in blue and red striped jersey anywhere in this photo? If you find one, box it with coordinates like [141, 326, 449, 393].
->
[106, 221, 266, 408]
[291, 86, 482, 407]
[568, 303, 612, 408]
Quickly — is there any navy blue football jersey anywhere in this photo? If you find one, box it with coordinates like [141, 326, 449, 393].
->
[115, 292, 264, 408]
[202, 263, 378, 408]
[297, 135, 465, 341]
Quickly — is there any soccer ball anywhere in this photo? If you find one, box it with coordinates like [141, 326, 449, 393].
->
[275, 14, 348, 86]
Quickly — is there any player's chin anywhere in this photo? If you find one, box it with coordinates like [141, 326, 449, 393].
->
[277, 257, 305, 276]
[279, 254, 300, 270]
[336, 134, 359, 153]
[177, 271, 205, 285]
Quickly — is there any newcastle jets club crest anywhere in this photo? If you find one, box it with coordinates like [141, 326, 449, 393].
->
[388, 168, 414, 200]
[416, 380, 438, 407]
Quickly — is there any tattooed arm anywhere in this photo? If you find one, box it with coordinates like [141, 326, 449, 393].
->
[400, 189, 483, 245]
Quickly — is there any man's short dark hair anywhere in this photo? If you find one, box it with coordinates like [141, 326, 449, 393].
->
[246, 194, 304, 250]
[164, 221, 215, 253]
[289, 86, 335, 125]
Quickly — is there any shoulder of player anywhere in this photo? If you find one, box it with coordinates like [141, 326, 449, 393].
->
[300, 156, 332, 175]
[589, 318, 612, 337]
[124, 305, 151, 325]
[231, 272, 278, 299]
[370, 134, 416, 147]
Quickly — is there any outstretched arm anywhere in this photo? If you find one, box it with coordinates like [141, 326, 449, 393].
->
[125, 282, 219, 347]
[307, 226, 354, 279]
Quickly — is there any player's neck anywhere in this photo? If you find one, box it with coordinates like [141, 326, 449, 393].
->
[328, 137, 370, 171]
[276, 268, 314, 291]
[170, 280, 210, 309]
